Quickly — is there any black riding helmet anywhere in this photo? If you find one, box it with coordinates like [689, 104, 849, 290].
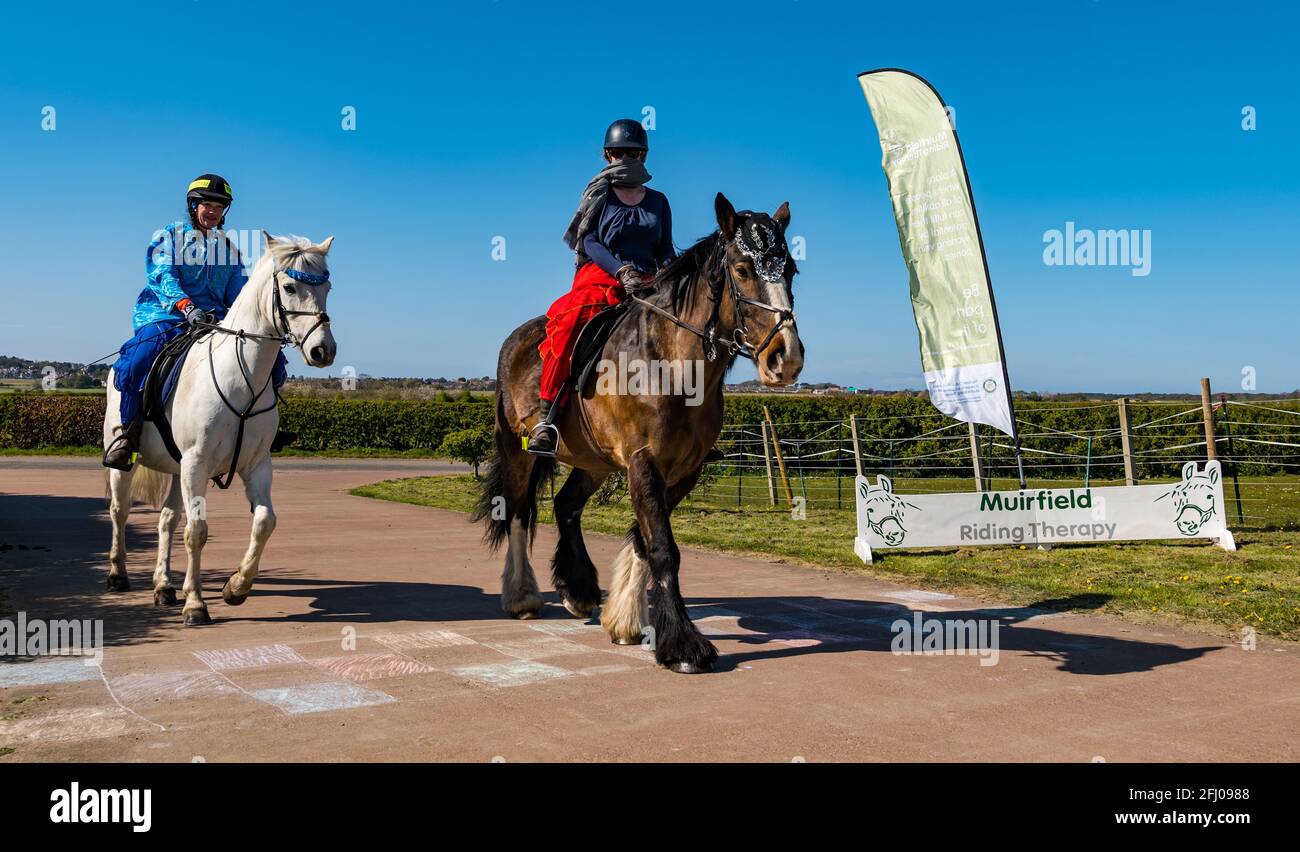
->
[187, 173, 232, 228]
[603, 119, 648, 152]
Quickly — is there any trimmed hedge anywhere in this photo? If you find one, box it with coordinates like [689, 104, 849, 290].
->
[0, 393, 495, 453]
[3, 392, 1297, 477]
[0, 393, 106, 448]
[281, 398, 491, 451]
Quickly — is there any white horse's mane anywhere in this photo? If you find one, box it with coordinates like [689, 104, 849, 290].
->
[263, 234, 329, 276]
[228, 234, 330, 332]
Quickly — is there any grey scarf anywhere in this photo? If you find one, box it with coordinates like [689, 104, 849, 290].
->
[562, 158, 652, 251]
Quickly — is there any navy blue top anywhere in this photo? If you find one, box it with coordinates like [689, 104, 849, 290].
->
[582, 187, 674, 276]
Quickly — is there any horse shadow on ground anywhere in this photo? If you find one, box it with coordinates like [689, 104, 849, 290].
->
[0, 493, 1220, 677]
[0, 493, 188, 653]
[234, 576, 1218, 678]
[690, 593, 1219, 676]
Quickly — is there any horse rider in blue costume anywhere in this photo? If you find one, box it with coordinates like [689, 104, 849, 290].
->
[102, 173, 293, 470]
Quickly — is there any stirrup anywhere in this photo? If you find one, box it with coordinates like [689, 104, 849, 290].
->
[102, 433, 138, 471]
[525, 423, 558, 457]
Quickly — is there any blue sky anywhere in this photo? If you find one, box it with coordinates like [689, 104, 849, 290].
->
[0, 0, 1295, 393]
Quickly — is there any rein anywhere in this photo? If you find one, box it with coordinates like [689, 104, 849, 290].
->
[194, 265, 331, 488]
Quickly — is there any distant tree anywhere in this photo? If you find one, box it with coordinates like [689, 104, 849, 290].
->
[439, 425, 493, 478]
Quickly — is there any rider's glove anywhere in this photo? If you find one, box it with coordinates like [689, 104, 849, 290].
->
[176, 298, 206, 328]
[616, 264, 654, 297]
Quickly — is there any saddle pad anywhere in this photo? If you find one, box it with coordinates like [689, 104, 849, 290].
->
[571, 301, 631, 396]
[144, 334, 196, 417]
[142, 328, 201, 462]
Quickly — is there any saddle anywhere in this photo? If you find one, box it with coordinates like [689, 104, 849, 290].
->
[546, 301, 632, 466]
[142, 327, 202, 463]
[569, 301, 632, 398]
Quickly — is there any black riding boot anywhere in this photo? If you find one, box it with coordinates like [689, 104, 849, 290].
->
[102, 418, 143, 471]
[527, 398, 558, 456]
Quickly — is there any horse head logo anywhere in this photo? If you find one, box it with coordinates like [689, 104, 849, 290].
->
[1156, 461, 1221, 536]
[858, 475, 920, 546]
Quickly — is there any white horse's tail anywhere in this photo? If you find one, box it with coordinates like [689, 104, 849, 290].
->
[131, 465, 171, 508]
[103, 465, 171, 509]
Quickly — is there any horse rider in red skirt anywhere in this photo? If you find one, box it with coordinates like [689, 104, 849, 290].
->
[528, 119, 676, 455]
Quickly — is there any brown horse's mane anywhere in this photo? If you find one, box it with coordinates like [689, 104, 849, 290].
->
[654, 230, 725, 315]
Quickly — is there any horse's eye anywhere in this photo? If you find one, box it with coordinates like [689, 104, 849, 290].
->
[283, 285, 296, 295]
[735, 266, 751, 279]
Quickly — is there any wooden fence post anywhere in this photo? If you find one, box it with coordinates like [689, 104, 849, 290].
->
[761, 421, 776, 506]
[736, 452, 743, 507]
[836, 420, 844, 510]
[849, 414, 865, 478]
[763, 405, 794, 506]
[968, 422, 984, 492]
[1200, 377, 1217, 462]
[1118, 397, 1138, 486]
[1219, 393, 1245, 526]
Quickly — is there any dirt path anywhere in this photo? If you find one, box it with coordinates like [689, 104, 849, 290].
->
[1, 457, 1296, 762]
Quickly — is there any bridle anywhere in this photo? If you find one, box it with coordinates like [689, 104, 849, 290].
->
[194, 265, 331, 346]
[270, 266, 332, 347]
[193, 263, 332, 488]
[630, 218, 797, 362]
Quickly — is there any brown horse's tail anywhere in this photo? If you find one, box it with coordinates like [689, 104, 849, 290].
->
[473, 389, 554, 552]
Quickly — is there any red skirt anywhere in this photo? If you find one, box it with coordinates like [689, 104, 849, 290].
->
[538, 262, 626, 402]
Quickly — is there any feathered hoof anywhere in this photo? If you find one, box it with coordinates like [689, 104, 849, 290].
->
[221, 576, 248, 607]
[659, 636, 719, 674]
[668, 660, 712, 674]
[512, 609, 541, 620]
[561, 596, 597, 619]
[153, 587, 177, 606]
[106, 574, 131, 593]
[183, 608, 212, 627]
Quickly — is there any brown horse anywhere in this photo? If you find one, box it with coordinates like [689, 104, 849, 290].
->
[475, 193, 803, 672]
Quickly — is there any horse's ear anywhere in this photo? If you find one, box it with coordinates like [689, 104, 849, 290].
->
[773, 201, 790, 232]
[1207, 464, 1220, 485]
[879, 475, 893, 494]
[262, 230, 276, 248]
[715, 192, 738, 235]
[317, 235, 334, 254]
[1182, 461, 1196, 482]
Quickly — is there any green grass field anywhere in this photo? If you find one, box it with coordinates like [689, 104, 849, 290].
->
[352, 473, 1300, 642]
[0, 380, 105, 394]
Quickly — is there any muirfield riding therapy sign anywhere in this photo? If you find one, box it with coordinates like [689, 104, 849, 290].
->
[853, 461, 1237, 563]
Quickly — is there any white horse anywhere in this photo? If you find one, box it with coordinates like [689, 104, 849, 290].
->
[102, 233, 337, 625]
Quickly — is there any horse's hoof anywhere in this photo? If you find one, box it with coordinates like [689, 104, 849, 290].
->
[562, 597, 596, 619]
[611, 635, 642, 646]
[221, 576, 248, 607]
[183, 609, 212, 627]
[667, 660, 711, 674]
[154, 587, 177, 606]
[106, 574, 130, 593]
[512, 609, 540, 620]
